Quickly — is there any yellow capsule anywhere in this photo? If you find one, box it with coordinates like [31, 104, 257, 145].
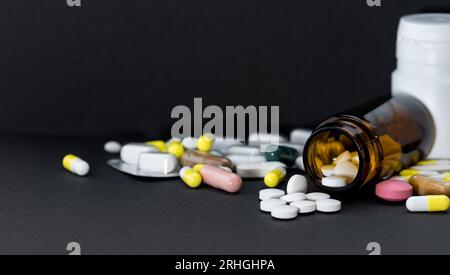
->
[62, 154, 89, 176]
[196, 134, 215, 152]
[145, 140, 166, 152]
[167, 141, 184, 158]
[406, 195, 450, 212]
[264, 167, 286, 188]
[400, 169, 420, 177]
[179, 167, 202, 188]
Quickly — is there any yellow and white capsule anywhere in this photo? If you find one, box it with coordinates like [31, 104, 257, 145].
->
[62, 154, 90, 176]
[145, 140, 167, 152]
[264, 167, 286, 188]
[167, 140, 184, 158]
[179, 166, 202, 188]
[406, 195, 450, 212]
[196, 133, 215, 152]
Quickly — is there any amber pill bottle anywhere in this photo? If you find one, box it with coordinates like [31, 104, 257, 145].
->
[303, 94, 435, 194]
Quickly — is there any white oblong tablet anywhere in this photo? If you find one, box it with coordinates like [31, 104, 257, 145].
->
[260, 199, 286, 212]
[259, 188, 285, 200]
[411, 164, 450, 172]
[290, 200, 316, 214]
[316, 199, 341, 213]
[289, 128, 312, 145]
[212, 138, 243, 154]
[227, 155, 267, 166]
[104, 141, 122, 154]
[236, 161, 286, 178]
[271, 205, 298, 220]
[295, 156, 305, 171]
[248, 133, 287, 146]
[120, 143, 159, 164]
[286, 174, 308, 194]
[280, 192, 306, 203]
[226, 145, 262, 156]
[138, 152, 179, 174]
[305, 192, 330, 201]
[322, 176, 347, 188]
[182, 137, 197, 150]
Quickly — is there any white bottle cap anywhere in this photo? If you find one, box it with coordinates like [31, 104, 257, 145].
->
[397, 13, 450, 66]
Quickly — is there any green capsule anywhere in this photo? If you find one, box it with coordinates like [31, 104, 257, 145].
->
[264, 145, 299, 166]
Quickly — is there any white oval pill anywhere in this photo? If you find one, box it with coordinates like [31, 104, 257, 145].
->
[259, 188, 285, 200]
[322, 176, 347, 188]
[290, 200, 316, 214]
[334, 160, 358, 182]
[316, 199, 341, 213]
[260, 199, 286, 212]
[286, 174, 308, 194]
[271, 205, 298, 220]
[289, 128, 312, 145]
[182, 137, 197, 150]
[226, 145, 262, 156]
[411, 164, 450, 173]
[295, 156, 305, 171]
[104, 141, 122, 154]
[212, 138, 243, 154]
[306, 192, 331, 201]
[321, 165, 335, 177]
[138, 152, 179, 174]
[280, 192, 306, 203]
[120, 143, 159, 164]
[236, 161, 286, 178]
[248, 133, 287, 146]
[227, 155, 267, 166]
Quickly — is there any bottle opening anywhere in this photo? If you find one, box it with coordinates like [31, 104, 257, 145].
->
[304, 128, 363, 192]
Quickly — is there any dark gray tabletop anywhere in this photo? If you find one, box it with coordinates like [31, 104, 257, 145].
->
[0, 135, 448, 255]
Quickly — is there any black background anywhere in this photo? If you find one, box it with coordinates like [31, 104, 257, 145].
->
[1, 0, 450, 255]
[1, 0, 449, 138]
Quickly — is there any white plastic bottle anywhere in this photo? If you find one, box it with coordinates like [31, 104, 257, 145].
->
[392, 13, 450, 159]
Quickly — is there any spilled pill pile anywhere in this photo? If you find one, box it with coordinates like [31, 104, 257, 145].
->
[61, 127, 450, 220]
[259, 174, 341, 220]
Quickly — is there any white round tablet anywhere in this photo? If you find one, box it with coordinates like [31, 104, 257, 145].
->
[322, 176, 347, 188]
[305, 192, 330, 201]
[271, 205, 298, 220]
[104, 141, 122, 154]
[290, 200, 316, 214]
[286, 174, 308, 194]
[316, 199, 341, 213]
[280, 192, 306, 203]
[260, 199, 286, 212]
[259, 188, 285, 200]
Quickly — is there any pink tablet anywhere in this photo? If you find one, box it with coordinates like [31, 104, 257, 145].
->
[375, 179, 413, 202]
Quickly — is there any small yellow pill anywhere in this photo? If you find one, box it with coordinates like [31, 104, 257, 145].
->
[62, 154, 89, 176]
[418, 160, 439, 165]
[400, 169, 420, 177]
[443, 173, 450, 183]
[264, 167, 286, 188]
[145, 140, 167, 152]
[167, 141, 184, 158]
[179, 167, 202, 188]
[196, 134, 215, 152]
